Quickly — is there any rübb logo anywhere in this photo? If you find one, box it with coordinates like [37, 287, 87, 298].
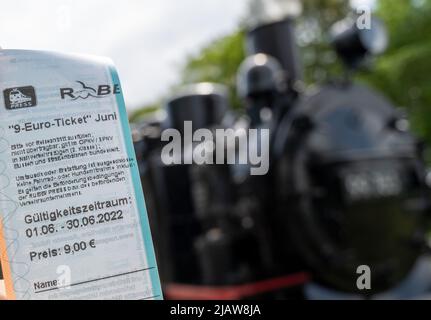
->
[60, 81, 120, 100]
[3, 86, 37, 110]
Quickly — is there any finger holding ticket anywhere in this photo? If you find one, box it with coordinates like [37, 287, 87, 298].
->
[0, 280, 5, 299]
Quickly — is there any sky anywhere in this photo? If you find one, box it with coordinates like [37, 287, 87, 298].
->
[0, 0, 374, 111]
[0, 0, 247, 110]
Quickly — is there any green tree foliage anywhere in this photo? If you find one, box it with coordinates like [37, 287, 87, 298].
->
[129, 102, 161, 123]
[179, 30, 246, 109]
[362, 0, 431, 144]
[298, 0, 349, 83]
[130, 30, 246, 121]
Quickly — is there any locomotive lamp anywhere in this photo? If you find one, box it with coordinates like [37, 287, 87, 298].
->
[330, 16, 389, 70]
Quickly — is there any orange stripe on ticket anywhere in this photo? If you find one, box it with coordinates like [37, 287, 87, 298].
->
[0, 218, 16, 300]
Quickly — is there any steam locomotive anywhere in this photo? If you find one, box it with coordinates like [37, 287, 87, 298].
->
[132, 11, 431, 299]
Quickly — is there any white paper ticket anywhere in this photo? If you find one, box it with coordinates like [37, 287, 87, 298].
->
[0, 50, 162, 300]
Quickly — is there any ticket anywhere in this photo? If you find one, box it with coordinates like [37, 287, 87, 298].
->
[0, 50, 162, 300]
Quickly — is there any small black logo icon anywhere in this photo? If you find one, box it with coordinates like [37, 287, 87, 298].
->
[4, 86, 37, 110]
[60, 81, 121, 100]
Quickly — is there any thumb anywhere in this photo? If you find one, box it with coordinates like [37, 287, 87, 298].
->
[0, 280, 6, 300]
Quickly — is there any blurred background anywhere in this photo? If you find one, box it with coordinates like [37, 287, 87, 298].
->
[129, 0, 431, 156]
